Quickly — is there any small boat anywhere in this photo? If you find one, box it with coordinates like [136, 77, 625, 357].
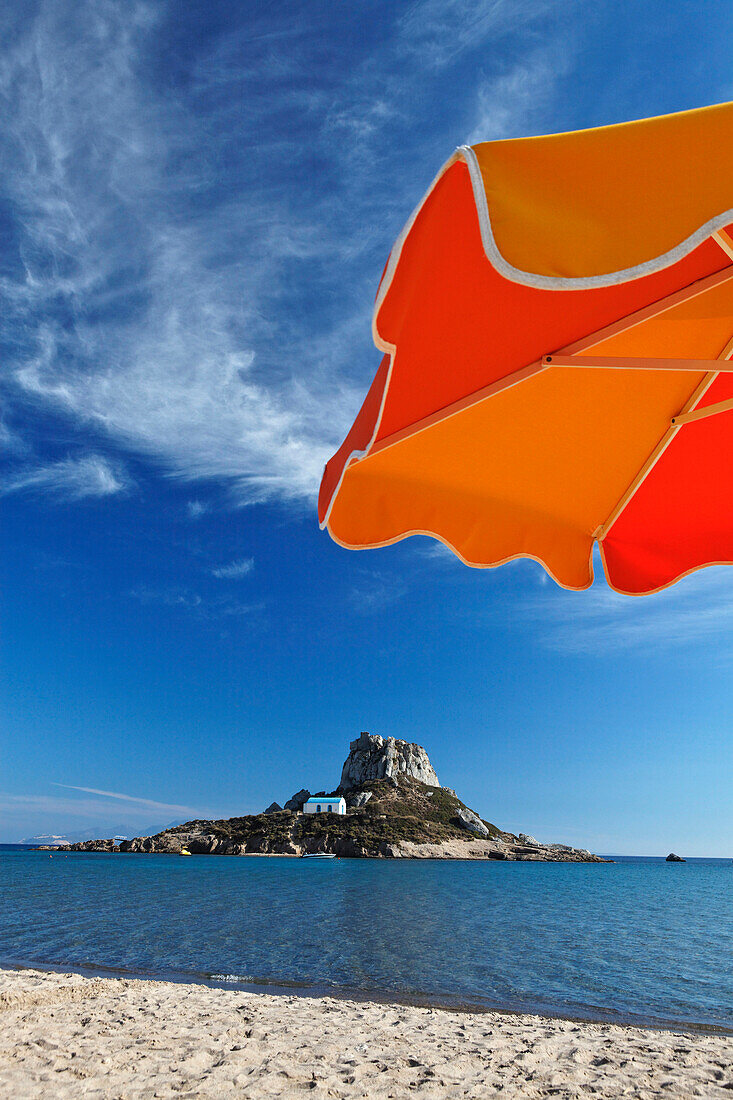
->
[180, 848, 192, 856]
[302, 852, 336, 859]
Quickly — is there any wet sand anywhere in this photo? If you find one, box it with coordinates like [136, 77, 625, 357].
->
[1, 965, 731, 1098]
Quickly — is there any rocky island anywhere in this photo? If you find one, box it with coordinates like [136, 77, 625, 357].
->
[71, 733, 608, 861]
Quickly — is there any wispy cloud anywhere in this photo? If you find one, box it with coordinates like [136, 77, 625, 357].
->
[130, 584, 263, 621]
[412, 538, 464, 565]
[186, 499, 209, 520]
[51, 783, 195, 815]
[130, 586, 203, 610]
[1, 792, 195, 823]
[526, 567, 733, 654]
[0, 414, 30, 455]
[349, 569, 409, 614]
[466, 49, 568, 144]
[0, 782, 198, 842]
[0, 2, 365, 508]
[396, 0, 559, 68]
[2, 454, 128, 499]
[0, 1, 575, 513]
[211, 557, 254, 580]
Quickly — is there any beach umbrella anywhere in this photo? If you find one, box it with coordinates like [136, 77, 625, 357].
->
[319, 101, 733, 595]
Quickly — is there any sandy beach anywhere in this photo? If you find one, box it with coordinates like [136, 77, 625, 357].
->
[1, 966, 731, 1098]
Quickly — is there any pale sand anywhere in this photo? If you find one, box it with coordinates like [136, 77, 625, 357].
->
[1, 967, 731, 1099]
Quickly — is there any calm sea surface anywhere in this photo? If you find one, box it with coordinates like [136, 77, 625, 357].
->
[2, 851, 732, 1029]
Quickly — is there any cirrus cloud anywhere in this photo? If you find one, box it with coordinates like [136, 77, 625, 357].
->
[0, 0, 573, 511]
[211, 557, 254, 579]
[2, 454, 128, 500]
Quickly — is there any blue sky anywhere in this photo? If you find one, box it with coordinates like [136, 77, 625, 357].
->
[2, 0, 733, 854]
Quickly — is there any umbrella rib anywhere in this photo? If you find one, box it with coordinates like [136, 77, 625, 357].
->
[597, 230, 733, 542]
[713, 228, 733, 260]
[672, 396, 733, 425]
[367, 265, 733, 460]
[597, 335, 733, 540]
[543, 354, 733, 371]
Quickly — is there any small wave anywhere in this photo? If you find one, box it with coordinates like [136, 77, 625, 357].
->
[209, 973, 254, 983]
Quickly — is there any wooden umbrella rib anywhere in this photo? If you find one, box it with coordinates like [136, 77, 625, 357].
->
[366, 266, 733, 460]
[598, 333, 733, 540]
[672, 396, 733, 425]
[713, 228, 733, 260]
[543, 354, 733, 371]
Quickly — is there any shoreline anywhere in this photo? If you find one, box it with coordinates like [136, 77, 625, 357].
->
[30, 847, 609, 861]
[3, 957, 731, 1038]
[2, 965, 732, 1098]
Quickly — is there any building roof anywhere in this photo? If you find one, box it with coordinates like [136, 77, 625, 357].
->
[305, 796, 344, 804]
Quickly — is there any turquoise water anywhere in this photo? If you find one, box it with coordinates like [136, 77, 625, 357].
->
[2, 851, 732, 1029]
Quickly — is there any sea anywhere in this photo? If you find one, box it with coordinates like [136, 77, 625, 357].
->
[2, 849, 732, 1031]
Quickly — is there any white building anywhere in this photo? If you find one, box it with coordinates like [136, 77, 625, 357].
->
[303, 796, 346, 815]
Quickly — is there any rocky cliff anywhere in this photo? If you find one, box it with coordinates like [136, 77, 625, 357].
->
[70, 733, 608, 862]
[339, 732, 440, 790]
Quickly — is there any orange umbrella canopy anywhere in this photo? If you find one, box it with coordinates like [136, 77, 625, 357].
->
[319, 101, 733, 595]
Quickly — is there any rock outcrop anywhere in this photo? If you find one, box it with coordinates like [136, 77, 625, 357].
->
[453, 806, 490, 837]
[284, 789, 310, 812]
[666, 852, 686, 862]
[339, 732, 440, 791]
[264, 802, 283, 815]
[347, 791, 373, 809]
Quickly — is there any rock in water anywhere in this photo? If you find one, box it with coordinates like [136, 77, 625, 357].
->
[339, 732, 440, 791]
[666, 852, 686, 862]
[284, 789, 310, 812]
[453, 807, 490, 837]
